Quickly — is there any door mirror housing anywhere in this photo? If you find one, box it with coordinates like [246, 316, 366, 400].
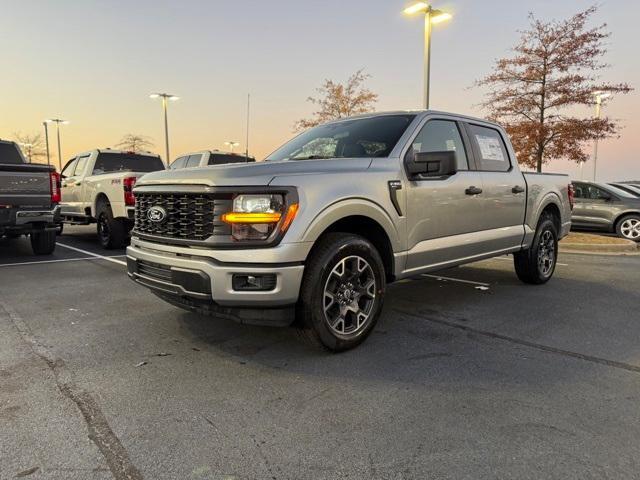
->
[406, 150, 457, 178]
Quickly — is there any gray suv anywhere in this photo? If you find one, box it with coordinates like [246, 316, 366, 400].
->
[572, 181, 640, 241]
[127, 111, 572, 351]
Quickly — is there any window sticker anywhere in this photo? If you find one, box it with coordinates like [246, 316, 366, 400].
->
[445, 139, 456, 151]
[475, 134, 505, 161]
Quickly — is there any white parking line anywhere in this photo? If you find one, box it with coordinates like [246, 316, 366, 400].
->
[0, 255, 126, 268]
[420, 274, 490, 287]
[56, 242, 127, 266]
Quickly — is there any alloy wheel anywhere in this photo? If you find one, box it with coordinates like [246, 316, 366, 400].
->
[323, 255, 376, 336]
[620, 218, 640, 241]
[537, 230, 556, 277]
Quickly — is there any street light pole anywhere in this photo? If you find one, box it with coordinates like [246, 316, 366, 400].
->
[423, 8, 432, 109]
[45, 118, 68, 172]
[404, 2, 452, 110]
[42, 121, 51, 166]
[150, 93, 179, 166]
[224, 141, 240, 153]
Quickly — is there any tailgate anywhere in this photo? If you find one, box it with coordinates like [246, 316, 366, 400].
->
[0, 163, 54, 207]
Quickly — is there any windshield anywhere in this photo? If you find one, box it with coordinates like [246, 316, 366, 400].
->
[611, 184, 640, 197]
[209, 154, 255, 165]
[0, 142, 24, 164]
[92, 152, 164, 175]
[266, 114, 416, 161]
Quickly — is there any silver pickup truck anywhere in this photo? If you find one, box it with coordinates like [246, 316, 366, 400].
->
[127, 111, 573, 351]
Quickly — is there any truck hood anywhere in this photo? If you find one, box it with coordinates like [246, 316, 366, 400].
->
[135, 158, 373, 187]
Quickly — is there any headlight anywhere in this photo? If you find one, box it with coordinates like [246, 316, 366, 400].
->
[221, 194, 299, 241]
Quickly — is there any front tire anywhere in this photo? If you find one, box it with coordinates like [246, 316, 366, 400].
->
[616, 214, 640, 242]
[96, 203, 127, 249]
[296, 233, 386, 352]
[514, 213, 558, 285]
[30, 230, 56, 255]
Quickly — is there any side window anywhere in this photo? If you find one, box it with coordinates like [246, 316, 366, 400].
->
[186, 154, 202, 168]
[586, 185, 611, 201]
[61, 159, 77, 177]
[468, 124, 511, 172]
[572, 183, 587, 199]
[409, 120, 468, 170]
[73, 156, 89, 176]
[170, 156, 188, 170]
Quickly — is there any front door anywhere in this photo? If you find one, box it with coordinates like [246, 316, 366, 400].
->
[572, 183, 615, 229]
[404, 118, 487, 272]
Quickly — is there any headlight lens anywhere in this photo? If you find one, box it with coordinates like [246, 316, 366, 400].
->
[222, 194, 292, 241]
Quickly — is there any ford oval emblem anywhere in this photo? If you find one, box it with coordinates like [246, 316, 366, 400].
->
[147, 206, 167, 223]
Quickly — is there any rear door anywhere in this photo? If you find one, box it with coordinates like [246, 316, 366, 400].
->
[403, 117, 487, 272]
[464, 122, 527, 251]
[60, 158, 79, 214]
[61, 155, 90, 214]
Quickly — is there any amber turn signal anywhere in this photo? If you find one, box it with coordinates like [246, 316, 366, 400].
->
[280, 203, 299, 232]
[221, 212, 282, 224]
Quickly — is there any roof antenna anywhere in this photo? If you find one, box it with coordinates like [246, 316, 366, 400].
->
[245, 93, 250, 162]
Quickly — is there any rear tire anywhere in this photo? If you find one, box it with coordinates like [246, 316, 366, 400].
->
[615, 214, 640, 242]
[30, 230, 56, 255]
[96, 203, 127, 249]
[514, 213, 558, 285]
[295, 233, 386, 352]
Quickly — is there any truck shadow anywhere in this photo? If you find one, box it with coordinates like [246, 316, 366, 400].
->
[175, 262, 640, 387]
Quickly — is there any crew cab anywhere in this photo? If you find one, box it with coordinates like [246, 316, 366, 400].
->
[126, 111, 573, 351]
[59, 149, 165, 248]
[0, 140, 61, 254]
[169, 150, 255, 170]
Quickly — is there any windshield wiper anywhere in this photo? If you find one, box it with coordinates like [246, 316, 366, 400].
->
[292, 155, 343, 161]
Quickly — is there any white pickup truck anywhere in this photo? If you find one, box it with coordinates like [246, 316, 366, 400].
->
[59, 149, 165, 248]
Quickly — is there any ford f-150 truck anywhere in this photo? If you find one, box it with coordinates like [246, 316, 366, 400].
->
[0, 140, 61, 255]
[59, 149, 165, 248]
[126, 111, 573, 351]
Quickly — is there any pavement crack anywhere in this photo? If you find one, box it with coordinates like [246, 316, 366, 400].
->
[395, 308, 640, 374]
[1, 302, 144, 480]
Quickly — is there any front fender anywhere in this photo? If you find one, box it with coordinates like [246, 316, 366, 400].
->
[299, 198, 403, 253]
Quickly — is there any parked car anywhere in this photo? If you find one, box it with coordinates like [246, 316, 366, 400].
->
[610, 183, 640, 197]
[571, 181, 640, 241]
[0, 140, 61, 254]
[126, 111, 572, 351]
[59, 149, 165, 248]
[169, 150, 255, 170]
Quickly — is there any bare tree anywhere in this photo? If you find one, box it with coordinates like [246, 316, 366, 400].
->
[476, 6, 632, 172]
[294, 69, 378, 131]
[13, 132, 47, 163]
[115, 134, 155, 153]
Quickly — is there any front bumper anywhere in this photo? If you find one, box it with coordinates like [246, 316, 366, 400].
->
[126, 239, 306, 322]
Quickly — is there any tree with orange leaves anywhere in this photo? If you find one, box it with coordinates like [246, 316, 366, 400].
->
[477, 6, 632, 172]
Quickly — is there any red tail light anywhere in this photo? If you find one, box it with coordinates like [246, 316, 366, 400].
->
[50, 171, 61, 203]
[123, 176, 137, 206]
[568, 183, 575, 210]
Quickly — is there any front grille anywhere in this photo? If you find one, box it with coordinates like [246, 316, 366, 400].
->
[134, 192, 232, 242]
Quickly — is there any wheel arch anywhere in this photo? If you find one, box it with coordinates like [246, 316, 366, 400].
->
[93, 192, 112, 217]
[301, 200, 401, 282]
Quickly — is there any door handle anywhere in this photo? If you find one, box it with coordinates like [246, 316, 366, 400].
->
[465, 186, 483, 195]
[512, 185, 525, 194]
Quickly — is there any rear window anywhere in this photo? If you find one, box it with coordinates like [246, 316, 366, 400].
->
[0, 142, 24, 164]
[92, 152, 164, 175]
[208, 154, 255, 165]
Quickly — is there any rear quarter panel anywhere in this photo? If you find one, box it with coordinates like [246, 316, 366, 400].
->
[522, 173, 572, 244]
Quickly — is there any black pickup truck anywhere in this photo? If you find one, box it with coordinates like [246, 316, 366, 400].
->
[0, 140, 61, 255]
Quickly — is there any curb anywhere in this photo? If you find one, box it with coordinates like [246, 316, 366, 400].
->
[560, 242, 639, 254]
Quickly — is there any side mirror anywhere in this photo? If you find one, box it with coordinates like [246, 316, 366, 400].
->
[406, 150, 457, 178]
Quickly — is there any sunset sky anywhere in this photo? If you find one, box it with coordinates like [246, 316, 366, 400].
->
[1, 0, 638, 181]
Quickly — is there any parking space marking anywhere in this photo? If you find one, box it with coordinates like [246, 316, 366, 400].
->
[420, 274, 490, 287]
[0, 256, 126, 268]
[56, 242, 127, 266]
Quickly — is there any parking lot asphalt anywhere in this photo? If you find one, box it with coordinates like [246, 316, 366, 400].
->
[1, 225, 639, 480]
